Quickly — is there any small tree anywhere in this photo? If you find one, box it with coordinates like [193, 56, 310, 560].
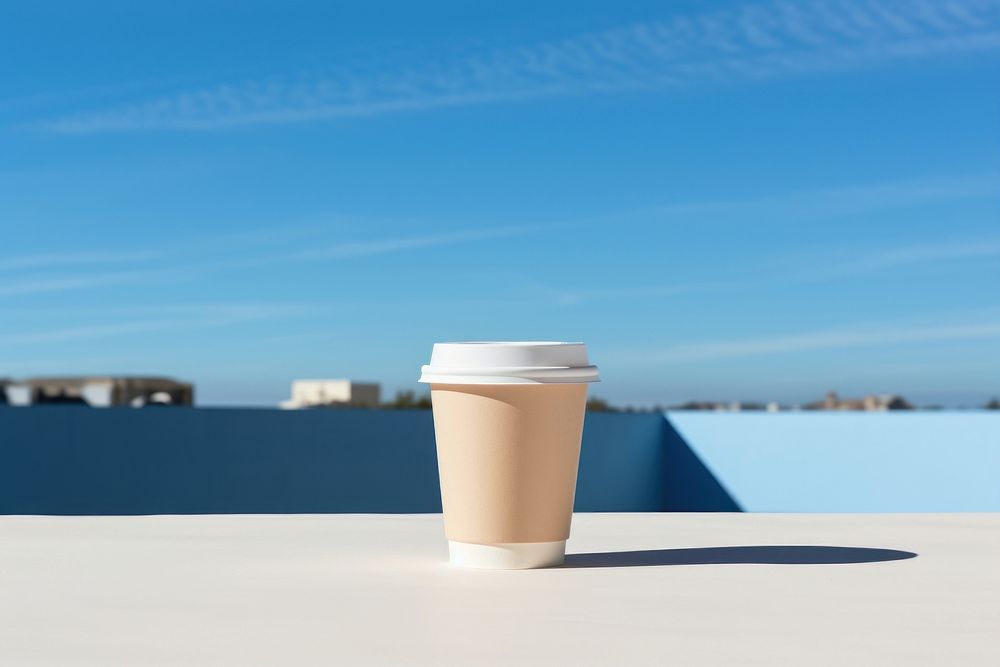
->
[384, 390, 432, 410]
[586, 397, 615, 412]
[984, 397, 1000, 410]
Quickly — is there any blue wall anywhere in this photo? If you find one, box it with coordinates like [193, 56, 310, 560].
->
[668, 412, 1000, 512]
[0, 408, 694, 515]
[3, 408, 998, 514]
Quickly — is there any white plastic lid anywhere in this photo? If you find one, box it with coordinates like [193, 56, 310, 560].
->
[419, 341, 599, 385]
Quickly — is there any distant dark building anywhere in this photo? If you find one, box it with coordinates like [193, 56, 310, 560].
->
[8, 377, 194, 407]
[804, 391, 913, 412]
[671, 401, 768, 412]
[672, 401, 720, 411]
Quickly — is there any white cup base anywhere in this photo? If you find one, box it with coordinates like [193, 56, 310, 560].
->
[448, 540, 566, 569]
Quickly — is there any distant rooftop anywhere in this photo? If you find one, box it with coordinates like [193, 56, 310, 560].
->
[804, 390, 913, 412]
[280, 379, 381, 409]
[4, 376, 194, 407]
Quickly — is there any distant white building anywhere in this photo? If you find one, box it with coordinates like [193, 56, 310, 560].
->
[280, 380, 381, 409]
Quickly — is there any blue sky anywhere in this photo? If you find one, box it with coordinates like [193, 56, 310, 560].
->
[1, 0, 998, 407]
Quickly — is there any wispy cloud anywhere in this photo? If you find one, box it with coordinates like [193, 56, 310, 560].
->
[0, 303, 306, 346]
[0, 250, 157, 271]
[542, 281, 737, 306]
[285, 226, 538, 261]
[0, 320, 201, 345]
[40, 0, 1000, 133]
[803, 237, 1000, 279]
[623, 318, 1000, 363]
[0, 269, 186, 297]
[0, 227, 536, 298]
[867, 240, 1000, 266]
[533, 232, 1000, 306]
[0, 300, 321, 319]
[639, 172, 1000, 223]
[0, 356, 127, 374]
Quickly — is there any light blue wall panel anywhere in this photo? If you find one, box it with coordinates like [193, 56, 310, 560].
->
[666, 413, 1000, 512]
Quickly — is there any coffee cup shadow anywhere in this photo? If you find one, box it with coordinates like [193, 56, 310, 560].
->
[562, 545, 917, 568]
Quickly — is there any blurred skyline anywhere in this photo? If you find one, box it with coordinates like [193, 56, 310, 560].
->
[1, 0, 999, 406]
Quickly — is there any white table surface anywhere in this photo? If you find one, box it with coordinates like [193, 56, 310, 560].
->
[2, 513, 998, 666]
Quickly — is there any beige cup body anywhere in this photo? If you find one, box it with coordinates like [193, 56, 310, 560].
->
[430, 383, 588, 545]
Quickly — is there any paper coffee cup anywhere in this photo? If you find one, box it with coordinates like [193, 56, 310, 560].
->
[419, 342, 599, 569]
